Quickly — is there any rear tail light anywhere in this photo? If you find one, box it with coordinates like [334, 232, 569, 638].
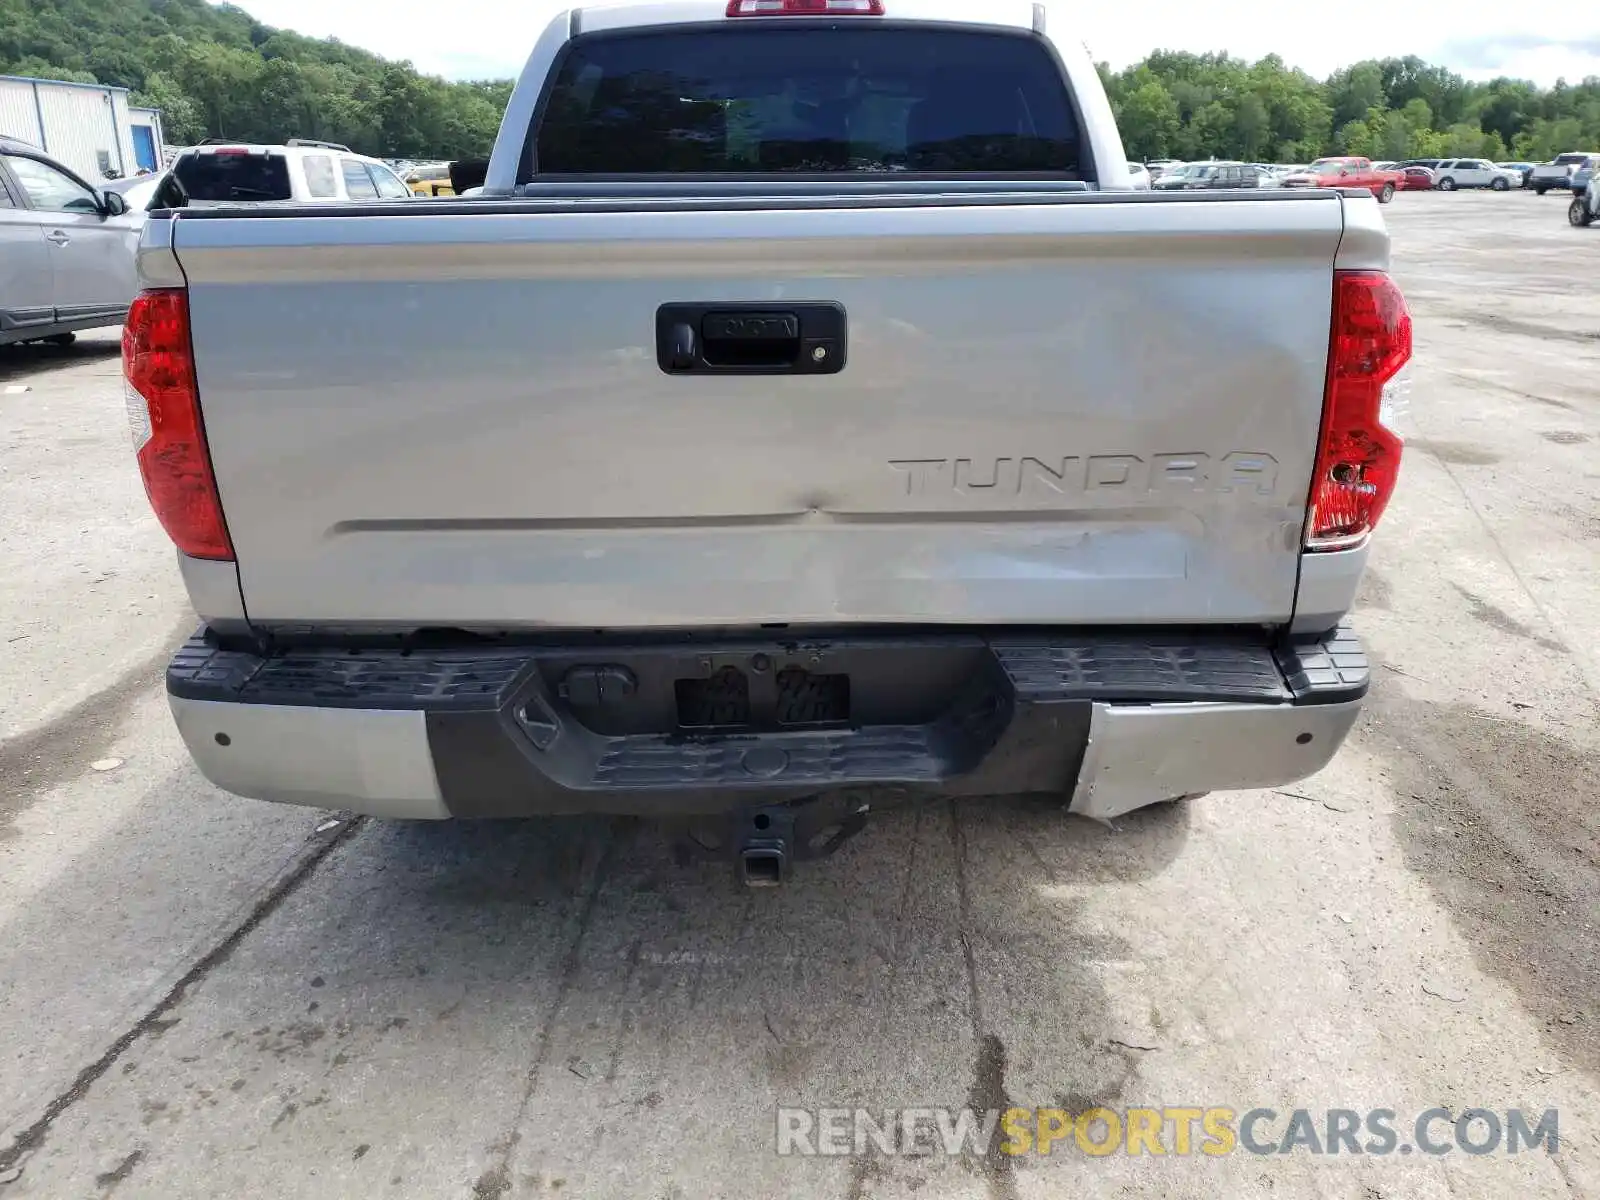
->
[726, 0, 883, 14]
[1306, 271, 1412, 551]
[122, 289, 234, 560]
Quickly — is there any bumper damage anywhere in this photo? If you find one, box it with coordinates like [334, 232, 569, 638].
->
[167, 625, 1368, 827]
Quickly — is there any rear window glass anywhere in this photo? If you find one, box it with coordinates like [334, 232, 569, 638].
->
[172, 153, 292, 201]
[1554, 153, 1590, 165]
[533, 26, 1083, 177]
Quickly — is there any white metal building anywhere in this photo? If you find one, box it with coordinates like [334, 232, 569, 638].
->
[0, 74, 165, 182]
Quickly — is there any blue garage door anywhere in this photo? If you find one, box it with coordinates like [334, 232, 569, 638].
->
[131, 125, 156, 172]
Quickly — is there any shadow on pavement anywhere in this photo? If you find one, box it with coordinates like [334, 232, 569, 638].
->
[0, 333, 122, 384]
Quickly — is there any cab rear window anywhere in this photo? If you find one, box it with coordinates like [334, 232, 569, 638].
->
[172, 153, 293, 201]
[533, 25, 1084, 177]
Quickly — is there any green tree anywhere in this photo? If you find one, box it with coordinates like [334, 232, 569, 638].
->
[1399, 97, 1433, 134]
[1478, 80, 1539, 147]
[1334, 119, 1375, 158]
[1251, 58, 1333, 159]
[1327, 62, 1386, 127]
[1105, 47, 1600, 167]
[1442, 122, 1506, 158]
[1116, 79, 1182, 158]
[1232, 94, 1270, 159]
[131, 72, 205, 144]
[0, 0, 513, 158]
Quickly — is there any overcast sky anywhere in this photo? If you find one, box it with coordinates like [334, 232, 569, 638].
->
[236, 0, 1600, 86]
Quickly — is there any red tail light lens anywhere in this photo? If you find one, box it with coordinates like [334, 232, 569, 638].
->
[122, 289, 234, 560]
[727, 0, 883, 14]
[1307, 271, 1412, 551]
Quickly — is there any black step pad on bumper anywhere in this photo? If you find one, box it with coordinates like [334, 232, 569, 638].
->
[168, 625, 1366, 816]
[169, 626, 1366, 709]
[1274, 623, 1369, 699]
[166, 639, 535, 709]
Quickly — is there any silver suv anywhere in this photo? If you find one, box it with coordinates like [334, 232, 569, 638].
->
[0, 135, 137, 347]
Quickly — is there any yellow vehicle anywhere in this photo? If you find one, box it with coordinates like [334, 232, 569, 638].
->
[405, 163, 454, 197]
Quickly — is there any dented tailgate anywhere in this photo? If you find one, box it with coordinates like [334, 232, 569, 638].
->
[166, 193, 1345, 631]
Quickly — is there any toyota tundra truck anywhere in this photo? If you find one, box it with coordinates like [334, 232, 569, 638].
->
[125, 0, 1410, 884]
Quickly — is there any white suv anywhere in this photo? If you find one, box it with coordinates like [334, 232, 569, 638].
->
[153, 139, 415, 206]
[1432, 159, 1521, 191]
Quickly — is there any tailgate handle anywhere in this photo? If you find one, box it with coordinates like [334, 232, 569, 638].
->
[656, 302, 846, 375]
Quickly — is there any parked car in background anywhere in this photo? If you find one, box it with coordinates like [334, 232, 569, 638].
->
[1144, 158, 1181, 181]
[1125, 162, 1151, 189]
[405, 163, 456, 196]
[1150, 162, 1203, 188]
[1571, 159, 1597, 194]
[1397, 165, 1436, 191]
[1432, 158, 1521, 191]
[1152, 161, 1264, 189]
[1529, 153, 1600, 194]
[152, 141, 414, 207]
[1569, 175, 1599, 226]
[1280, 157, 1399, 202]
[1497, 161, 1535, 187]
[1399, 158, 1444, 173]
[0, 133, 137, 347]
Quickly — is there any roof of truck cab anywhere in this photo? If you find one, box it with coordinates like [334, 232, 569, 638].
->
[572, 0, 1043, 35]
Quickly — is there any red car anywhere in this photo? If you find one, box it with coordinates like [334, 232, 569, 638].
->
[1280, 156, 1403, 203]
[1397, 165, 1436, 191]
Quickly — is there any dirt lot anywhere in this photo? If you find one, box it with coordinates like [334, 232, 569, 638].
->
[0, 190, 1597, 1199]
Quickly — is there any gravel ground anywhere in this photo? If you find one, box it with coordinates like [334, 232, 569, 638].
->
[0, 189, 1596, 1199]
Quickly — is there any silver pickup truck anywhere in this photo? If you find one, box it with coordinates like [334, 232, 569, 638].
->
[1529, 152, 1600, 194]
[125, 0, 1411, 883]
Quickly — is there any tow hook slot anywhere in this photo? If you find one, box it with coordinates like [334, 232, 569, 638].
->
[673, 792, 874, 887]
[739, 808, 794, 888]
